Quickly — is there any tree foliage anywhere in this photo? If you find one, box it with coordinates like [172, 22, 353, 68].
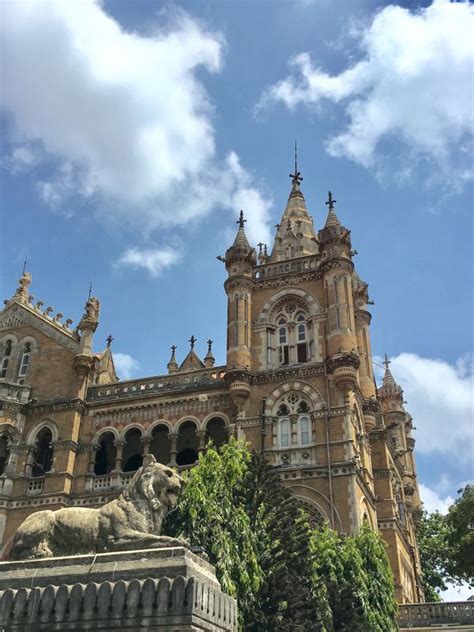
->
[417, 485, 474, 601]
[166, 439, 399, 631]
[445, 485, 474, 584]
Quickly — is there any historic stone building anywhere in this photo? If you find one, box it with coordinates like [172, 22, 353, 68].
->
[0, 168, 423, 603]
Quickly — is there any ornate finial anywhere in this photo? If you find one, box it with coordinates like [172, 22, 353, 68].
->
[106, 335, 114, 348]
[289, 140, 303, 186]
[384, 353, 391, 369]
[237, 210, 246, 228]
[326, 191, 336, 211]
[207, 339, 213, 352]
[171, 344, 177, 354]
[264, 244, 268, 256]
[88, 282, 93, 301]
[257, 242, 264, 254]
[189, 335, 196, 350]
[274, 222, 281, 231]
[22, 256, 28, 275]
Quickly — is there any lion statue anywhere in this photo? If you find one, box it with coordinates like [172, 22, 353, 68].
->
[10, 455, 187, 560]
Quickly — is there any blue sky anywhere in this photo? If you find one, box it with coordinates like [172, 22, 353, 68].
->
[1, 0, 473, 592]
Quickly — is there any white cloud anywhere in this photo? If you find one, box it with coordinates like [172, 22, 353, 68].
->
[258, 0, 474, 180]
[419, 483, 454, 514]
[116, 246, 182, 277]
[113, 353, 141, 380]
[376, 353, 474, 462]
[0, 0, 271, 251]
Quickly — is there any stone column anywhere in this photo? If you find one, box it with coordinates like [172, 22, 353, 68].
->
[88, 444, 98, 474]
[197, 430, 206, 454]
[113, 439, 124, 472]
[24, 447, 36, 477]
[142, 437, 151, 456]
[169, 433, 177, 467]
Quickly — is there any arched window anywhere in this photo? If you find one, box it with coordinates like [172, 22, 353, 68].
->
[0, 340, 12, 379]
[32, 427, 53, 477]
[206, 417, 228, 449]
[299, 416, 311, 446]
[278, 318, 289, 366]
[176, 421, 199, 466]
[18, 343, 31, 378]
[150, 425, 171, 465]
[296, 313, 308, 363]
[123, 428, 143, 472]
[277, 403, 290, 448]
[94, 432, 116, 475]
[0, 434, 10, 475]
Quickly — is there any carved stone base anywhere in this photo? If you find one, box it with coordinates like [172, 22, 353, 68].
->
[0, 547, 237, 631]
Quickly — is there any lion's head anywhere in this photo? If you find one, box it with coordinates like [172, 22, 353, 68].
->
[122, 455, 184, 515]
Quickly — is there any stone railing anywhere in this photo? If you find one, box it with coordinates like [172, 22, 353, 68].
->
[87, 367, 227, 403]
[398, 601, 474, 628]
[254, 254, 319, 282]
[26, 477, 45, 496]
[0, 575, 238, 631]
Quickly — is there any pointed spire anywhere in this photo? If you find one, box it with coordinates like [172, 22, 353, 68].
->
[324, 191, 341, 228]
[289, 140, 304, 199]
[167, 344, 179, 374]
[204, 339, 215, 368]
[232, 210, 251, 249]
[382, 353, 396, 386]
[179, 337, 205, 371]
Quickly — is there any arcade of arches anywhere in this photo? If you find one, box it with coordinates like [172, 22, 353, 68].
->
[93, 417, 228, 474]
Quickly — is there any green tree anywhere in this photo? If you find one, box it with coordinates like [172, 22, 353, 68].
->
[311, 524, 398, 632]
[166, 440, 398, 630]
[445, 485, 474, 585]
[417, 509, 452, 601]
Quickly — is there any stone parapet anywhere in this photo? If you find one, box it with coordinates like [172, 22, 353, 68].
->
[0, 547, 237, 631]
[398, 601, 474, 630]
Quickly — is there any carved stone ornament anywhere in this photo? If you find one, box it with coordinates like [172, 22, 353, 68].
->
[10, 455, 187, 560]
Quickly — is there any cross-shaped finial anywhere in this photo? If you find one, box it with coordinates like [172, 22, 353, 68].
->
[22, 256, 28, 275]
[257, 242, 264, 253]
[171, 344, 177, 353]
[237, 210, 246, 228]
[384, 353, 391, 369]
[189, 335, 196, 349]
[274, 222, 281, 231]
[325, 191, 336, 211]
[207, 339, 213, 351]
[106, 334, 114, 348]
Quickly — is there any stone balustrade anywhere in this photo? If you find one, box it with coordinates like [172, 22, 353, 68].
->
[398, 601, 474, 628]
[254, 254, 319, 281]
[0, 575, 238, 631]
[87, 367, 226, 402]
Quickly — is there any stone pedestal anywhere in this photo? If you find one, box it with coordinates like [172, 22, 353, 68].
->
[0, 547, 237, 631]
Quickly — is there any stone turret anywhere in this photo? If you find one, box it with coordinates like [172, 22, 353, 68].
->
[319, 192, 359, 392]
[204, 340, 215, 368]
[167, 345, 179, 374]
[223, 211, 255, 416]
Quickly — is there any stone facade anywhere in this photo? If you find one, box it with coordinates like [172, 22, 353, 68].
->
[0, 170, 423, 603]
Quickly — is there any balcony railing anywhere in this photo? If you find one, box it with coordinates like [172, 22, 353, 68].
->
[26, 477, 45, 496]
[253, 255, 319, 282]
[87, 367, 226, 403]
[398, 601, 474, 628]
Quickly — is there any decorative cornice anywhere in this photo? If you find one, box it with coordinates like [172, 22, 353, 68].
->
[27, 398, 85, 415]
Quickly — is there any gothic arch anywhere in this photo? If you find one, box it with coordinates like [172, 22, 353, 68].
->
[294, 495, 328, 527]
[27, 420, 59, 446]
[202, 412, 231, 430]
[264, 380, 325, 416]
[290, 484, 343, 531]
[145, 419, 173, 438]
[258, 288, 320, 325]
[119, 424, 144, 440]
[175, 416, 201, 432]
[93, 426, 119, 446]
